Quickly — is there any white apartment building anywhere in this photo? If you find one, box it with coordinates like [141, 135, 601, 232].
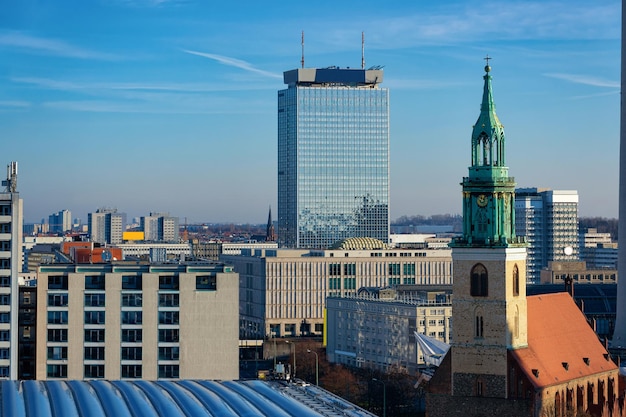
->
[326, 290, 452, 374]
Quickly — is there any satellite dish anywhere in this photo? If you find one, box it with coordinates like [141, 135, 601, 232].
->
[563, 246, 573, 256]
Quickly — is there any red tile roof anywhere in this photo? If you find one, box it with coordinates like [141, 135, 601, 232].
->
[510, 292, 617, 389]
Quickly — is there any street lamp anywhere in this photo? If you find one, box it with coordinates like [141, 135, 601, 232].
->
[286, 340, 296, 379]
[372, 378, 386, 417]
[307, 349, 319, 386]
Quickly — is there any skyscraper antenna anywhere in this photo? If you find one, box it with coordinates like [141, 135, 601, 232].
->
[361, 32, 365, 69]
[301, 31, 305, 69]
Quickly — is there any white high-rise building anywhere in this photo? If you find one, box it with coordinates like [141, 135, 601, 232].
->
[48, 209, 72, 233]
[88, 208, 126, 245]
[140, 213, 179, 243]
[0, 162, 22, 379]
[515, 188, 579, 283]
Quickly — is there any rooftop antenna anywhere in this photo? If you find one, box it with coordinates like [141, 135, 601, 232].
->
[361, 32, 365, 69]
[301, 31, 305, 69]
[2, 162, 17, 193]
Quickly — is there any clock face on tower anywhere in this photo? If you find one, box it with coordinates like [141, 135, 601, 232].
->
[477, 194, 488, 207]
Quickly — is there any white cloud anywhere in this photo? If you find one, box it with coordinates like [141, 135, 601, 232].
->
[544, 73, 619, 88]
[0, 31, 119, 60]
[183, 50, 282, 79]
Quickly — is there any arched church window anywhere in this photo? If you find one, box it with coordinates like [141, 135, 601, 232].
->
[475, 309, 484, 338]
[470, 264, 488, 297]
[513, 264, 519, 296]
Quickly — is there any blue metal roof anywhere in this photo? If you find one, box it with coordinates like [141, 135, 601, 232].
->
[0, 380, 376, 417]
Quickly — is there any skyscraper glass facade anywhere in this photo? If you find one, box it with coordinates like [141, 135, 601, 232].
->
[278, 69, 389, 249]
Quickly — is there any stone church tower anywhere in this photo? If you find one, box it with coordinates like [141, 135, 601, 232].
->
[449, 59, 529, 399]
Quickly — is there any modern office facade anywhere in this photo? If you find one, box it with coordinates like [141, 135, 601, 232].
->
[0, 162, 22, 379]
[88, 208, 126, 245]
[220, 243, 452, 340]
[515, 188, 579, 283]
[278, 67, 390, 249]
[36, 262, 239, 380]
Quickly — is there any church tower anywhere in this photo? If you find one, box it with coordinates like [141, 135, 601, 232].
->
[449, 60, 528, 399]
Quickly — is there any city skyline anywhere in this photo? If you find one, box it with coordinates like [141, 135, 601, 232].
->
[0, 0, 619, 224]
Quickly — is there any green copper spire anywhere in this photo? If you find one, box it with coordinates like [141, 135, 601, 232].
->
[452, 59, 523, 248]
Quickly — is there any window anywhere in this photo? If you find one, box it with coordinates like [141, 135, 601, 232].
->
[121, 365, 142, 379]
[0, 204, 10, 215]
[48, 276, 68, 290]
[159, 294, 179, 307]
[48, 293, 68, 307]
[159, 311, 179, 325]
[343, 277, 356, 290]
[159, 276, 179, 290]
[84, 293, 105, 307]
[158, 364, 179, 379]
[48, 329, 68, 342]
[388, 263, 400, 275]
[48, 311, 68, 324]
[121, 347, 142, 361]
[0, 259, 9, 269]
[475, 315, 484, 338]
[158, 329, 179, 343]
[85, 276, 105, 290]
[329, 264, 341, 276]
[84, 311, 105, 325]
[343, 263, 356, 276]
[329, 277, 341, 290]
[0, 277, 8, 287]
[470, 264, 488, 297]
[121, 311, 143, 325]
[47, 346, 67, 360]
[158, 346, 179, 361]
[84, 346, 105, 360]
[196, 275, 216, 290]
[0, 330, 9, 341]
[122, 276, 142, 290]
[513, 265, 520, 297]
[47, 364, 67, 378]
[121, 329, 142, 343]
[403, 263, 416, 275]
[476, 379, 484, 397]
[121, 293, 142, 307]
[0, 295, 9, 305]
[84, 329, 105, 343]
[84, 364, 105, 379]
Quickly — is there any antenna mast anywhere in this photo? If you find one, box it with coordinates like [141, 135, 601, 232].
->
[361, 32, 365, 69]
[301, 31, 305, 69]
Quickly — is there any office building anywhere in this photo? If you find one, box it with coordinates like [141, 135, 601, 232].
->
[326, 287, 451, 374]
[140, 212, 179, 243]
[427, 63, 618, 417]
[277, 66, 389, 248]
[220, 242, 452, 339]
[515, 188, 579, 283]
[580, 228, 618, 269]
[48, 210, 72, 233]
[88, 208, 126, 245]
[36, 261, 238, 380]
[0, 162, 22, 379]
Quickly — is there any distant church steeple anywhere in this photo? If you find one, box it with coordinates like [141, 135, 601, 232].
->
[266, 206, 276, 242]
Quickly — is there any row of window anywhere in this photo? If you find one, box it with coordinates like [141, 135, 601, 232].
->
[49, 292, 181, 308]
[48, 328, 179, 343]
[47, 364, 179, 379]
[48, 275, 216, 291]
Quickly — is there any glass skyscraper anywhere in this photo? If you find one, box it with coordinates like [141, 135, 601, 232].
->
[278, 67, 389, 248]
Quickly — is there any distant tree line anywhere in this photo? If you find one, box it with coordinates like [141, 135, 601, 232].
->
[579, 217, 618, 241]
[392, 214, 462, 227]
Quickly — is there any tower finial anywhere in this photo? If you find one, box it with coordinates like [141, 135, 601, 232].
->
[361, 32, 365, 69]
[301, 31, 305, 69]
[484, 55, 492, 73]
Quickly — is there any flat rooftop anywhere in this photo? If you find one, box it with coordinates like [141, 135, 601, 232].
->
[283, 67, 384, 86]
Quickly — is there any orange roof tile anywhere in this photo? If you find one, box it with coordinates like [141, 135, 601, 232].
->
[510, 292, 617, 389]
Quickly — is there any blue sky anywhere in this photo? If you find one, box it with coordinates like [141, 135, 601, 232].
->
[0, 0, 620, 224]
